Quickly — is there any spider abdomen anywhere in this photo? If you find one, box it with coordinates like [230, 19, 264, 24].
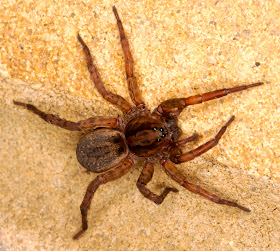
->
[76, 129, 128, 173]
[125, 116, 171, 157]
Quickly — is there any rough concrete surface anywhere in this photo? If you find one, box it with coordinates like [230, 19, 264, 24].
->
[1, 0, 280, 250]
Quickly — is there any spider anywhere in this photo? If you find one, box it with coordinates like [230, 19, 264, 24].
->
[14, 6, 263, 239]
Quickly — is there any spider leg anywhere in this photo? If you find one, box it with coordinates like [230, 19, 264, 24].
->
[161, 158, 250, 212]
[137, 162, 178, 205]
[175, 133, 199, 147]
[152, 82, 263, 117]
[169, 133, 199, 157]
[14, 101, 118, 131]
[112, 6, 146, 109]
[73, 157, 133, 239]
[77, 34, 132, 113]
[171, 116, 234, 163]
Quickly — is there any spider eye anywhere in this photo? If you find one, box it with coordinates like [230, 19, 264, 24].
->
[157, 138, 161, 142]
[160, 127, 164, 132]
[153, 127, 157, 131]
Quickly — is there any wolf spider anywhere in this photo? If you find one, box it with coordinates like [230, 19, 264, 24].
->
[14, 6, 263, 239]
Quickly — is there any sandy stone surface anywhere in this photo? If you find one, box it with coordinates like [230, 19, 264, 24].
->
[1, 0, 279, 250]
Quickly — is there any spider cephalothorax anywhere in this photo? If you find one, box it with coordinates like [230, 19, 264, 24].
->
[14, 6, 263, 239]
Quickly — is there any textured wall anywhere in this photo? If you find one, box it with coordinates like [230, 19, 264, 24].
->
[1, 0, 279, 250]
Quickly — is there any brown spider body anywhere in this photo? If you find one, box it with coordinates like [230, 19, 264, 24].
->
[125, 116, 171, 156]
[77, 115, 174, 171]
[14, 6, 263, 239]
[76, 128, 128, 173]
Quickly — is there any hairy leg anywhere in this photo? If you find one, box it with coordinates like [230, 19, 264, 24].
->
[112, 6, 145, 109]
[161, 158, 250, 212]
[14, 101, 118, 131]
[77, 34, 132, 113]
[171, 116, 234, 163]
[153, 82, 263, 117]
[73, 157, 133, 239]
[175, 133, 199, 146]
[169, 133, 199, 158]
[137, 162, 178, 204]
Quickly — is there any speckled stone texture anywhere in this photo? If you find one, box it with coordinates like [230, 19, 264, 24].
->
[1, 0, 280, 250]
